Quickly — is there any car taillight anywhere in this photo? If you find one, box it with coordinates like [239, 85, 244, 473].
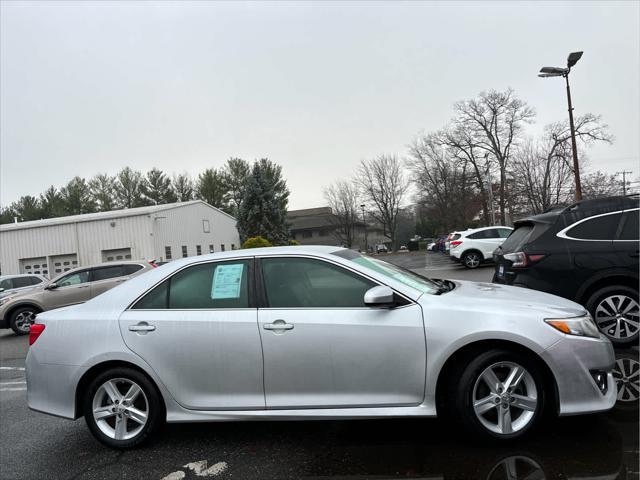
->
[504, 252, 545, 268]
[29, 324, 45, 346]
[450, 240, 463, 247]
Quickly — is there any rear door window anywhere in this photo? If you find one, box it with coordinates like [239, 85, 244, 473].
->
[566, 212, 622, 241]
[618, 210, 639, 241]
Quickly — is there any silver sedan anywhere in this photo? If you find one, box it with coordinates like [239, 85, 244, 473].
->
[26, 246, 616, 448]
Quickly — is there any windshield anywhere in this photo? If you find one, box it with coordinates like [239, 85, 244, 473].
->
[332, 249, 440, 295]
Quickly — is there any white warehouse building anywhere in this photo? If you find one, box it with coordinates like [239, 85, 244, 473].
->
[0, 201, 240, 276]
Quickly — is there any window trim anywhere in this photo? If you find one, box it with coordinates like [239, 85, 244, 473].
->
[128, 257, 256, 311]
[255, 254, 413, 310]
[556, 209, 633, 242]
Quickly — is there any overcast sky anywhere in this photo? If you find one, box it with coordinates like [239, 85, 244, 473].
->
[1, 1, 638, 209]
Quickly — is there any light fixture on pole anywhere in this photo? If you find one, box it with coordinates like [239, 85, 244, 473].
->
[539, 51, 584, 200]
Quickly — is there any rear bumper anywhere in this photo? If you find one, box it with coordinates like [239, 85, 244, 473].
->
[542, 334, 617, 416]
[26, 350, 85, 420]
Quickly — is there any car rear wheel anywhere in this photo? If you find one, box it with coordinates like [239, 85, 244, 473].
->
[9, 306, 38, 335]
[453, 349, 545, 440]
[84, 367, 163, 449]
[462, 251, 483, 269]
[586, 286, 639, 346]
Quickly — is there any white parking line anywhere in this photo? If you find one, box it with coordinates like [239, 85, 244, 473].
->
[0, 367, 25, 371]
[0, 387, 26, 392]
[0, 381, 26, 385]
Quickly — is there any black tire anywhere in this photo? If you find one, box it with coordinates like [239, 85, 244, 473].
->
[585, 285, 639, 346]
[462, 251, 483, 269]
[9, 306, 39, 335]
[83, 367, 164, 449]
[611, 348, 639, 417]
[453, 349, 546, 440]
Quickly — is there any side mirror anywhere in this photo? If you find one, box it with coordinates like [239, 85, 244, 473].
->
[45, 283, 58, 290]
[364, 286, 396, 308]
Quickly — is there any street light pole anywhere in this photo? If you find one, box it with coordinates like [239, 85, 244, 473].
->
[565, 73, 582, 200]
[539, 51, 584, 201]
[360, 204, 368, 252]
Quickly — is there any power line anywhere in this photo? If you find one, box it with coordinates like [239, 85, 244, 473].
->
[616, 170, 633, 195]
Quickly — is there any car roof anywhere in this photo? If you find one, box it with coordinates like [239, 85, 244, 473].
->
[515, 194, 639, 226]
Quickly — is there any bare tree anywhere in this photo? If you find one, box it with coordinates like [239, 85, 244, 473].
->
[407, 133, 480, 232]
[454, 89, 535, 224]
[356, 155, 409, 249]
[582, 171, 621, 199]
[512, 114, 613, 214]
[323, 180, 360, 248]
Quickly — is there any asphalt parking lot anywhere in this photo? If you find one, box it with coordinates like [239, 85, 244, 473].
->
[0, 251, 638, 480]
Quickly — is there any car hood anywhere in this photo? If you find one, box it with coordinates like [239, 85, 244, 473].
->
[439, 279, 586, 318]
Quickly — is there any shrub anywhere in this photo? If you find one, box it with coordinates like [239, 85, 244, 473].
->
[242, 236, 272, 249]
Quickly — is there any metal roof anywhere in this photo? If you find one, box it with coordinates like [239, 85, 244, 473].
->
[0, 200, 235, 232]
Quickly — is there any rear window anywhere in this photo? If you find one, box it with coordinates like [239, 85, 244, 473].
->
[451, 233, 461, 240]
[500, 224, 534, 252]
[619, 210, 639, 241]
[123, 264, 144, 275]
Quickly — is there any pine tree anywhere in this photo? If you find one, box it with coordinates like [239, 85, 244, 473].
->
[60, 177, 96, 215]
[196, 168, 229, 211]
[12, 196, 42, 221]
[172, 173, 195, 202]
[89, 174, 117, 211]
[144, 168, 177, 205]
[115, 167, 149, 209]
[40, 186, 66, 218]
[223, 157, 250, 216]
[237, 159, 290, 244]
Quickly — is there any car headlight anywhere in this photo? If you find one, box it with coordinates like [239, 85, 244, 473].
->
[545, 314, 600, 338]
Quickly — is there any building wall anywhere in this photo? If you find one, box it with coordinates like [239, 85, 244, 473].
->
[153, 203, 240, 261]
[0, 203, 240, 275]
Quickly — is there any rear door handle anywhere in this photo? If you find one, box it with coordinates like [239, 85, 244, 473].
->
[263, 320, 294, 331]
[128, 322, 156, 333]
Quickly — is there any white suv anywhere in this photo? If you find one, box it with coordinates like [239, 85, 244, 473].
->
[449, 226, 513, 269]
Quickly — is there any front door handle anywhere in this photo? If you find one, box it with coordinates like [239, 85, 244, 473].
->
[128, 322, 156, 334]
[263, 320, 294, 332]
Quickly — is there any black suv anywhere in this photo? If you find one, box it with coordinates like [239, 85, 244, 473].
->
[493, 195, 639, 346]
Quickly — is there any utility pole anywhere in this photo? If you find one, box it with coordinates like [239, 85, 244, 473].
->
[616, 170, 633, 195]
[485, 154, 496, 225]
[360, 204, 368, 252]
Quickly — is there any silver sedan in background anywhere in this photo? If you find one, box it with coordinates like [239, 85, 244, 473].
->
[26, 246, 616, 449]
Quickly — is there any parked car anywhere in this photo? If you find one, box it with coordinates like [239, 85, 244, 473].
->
[0, 274, 47, 299]
[493, 195, 639, 346]
[449, 226, 513, 269]
[27, 246, 615, 449]
[0, 261, 154, 335]
[375, 244, 388, 254]
[398, 245, 408, 252]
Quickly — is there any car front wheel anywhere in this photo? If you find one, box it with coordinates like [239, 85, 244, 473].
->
[83, 367, 163, 449]
[586, 285, 639, 346]
[9, 306, 39, 335]
[454, 349, 545, 439]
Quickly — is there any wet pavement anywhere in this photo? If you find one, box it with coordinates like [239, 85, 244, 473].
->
[0, 251, 638, 479]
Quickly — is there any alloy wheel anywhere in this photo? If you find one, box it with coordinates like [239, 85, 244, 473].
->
[13, 310, 36, 333]
[486, 455, 544, 480]
[594, 295, 639, 340]
[464, 253, 480, 269]
[613, 357, 640, 403]
[472, 361, 538, 435]
[92, 378, 149, 441]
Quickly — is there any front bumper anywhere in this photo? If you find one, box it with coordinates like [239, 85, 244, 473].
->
[542, 334, 617, 416]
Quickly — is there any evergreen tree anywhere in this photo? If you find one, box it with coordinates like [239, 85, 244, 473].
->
[172, 173, 195, 202]
[60, 177, 96, 215]
[195, 168, 229, 211]
[89, 174, 117, 211]
[115, 167, 149, 209]
[12, 195, 42, 221]
[40, 186, 66, 218]
[223, 157, 250, 216]
[0, 206, 17, 224]
[144, 168, 177, 205]
[237, 159, 290, 244]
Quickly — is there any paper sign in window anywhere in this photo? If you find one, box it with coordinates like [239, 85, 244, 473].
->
[211, 264, 244, 299]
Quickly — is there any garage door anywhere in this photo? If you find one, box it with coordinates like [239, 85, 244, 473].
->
[50, 254, 79, 275]
[101, 248, 132, 262]
[20, 257, 48, 276]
